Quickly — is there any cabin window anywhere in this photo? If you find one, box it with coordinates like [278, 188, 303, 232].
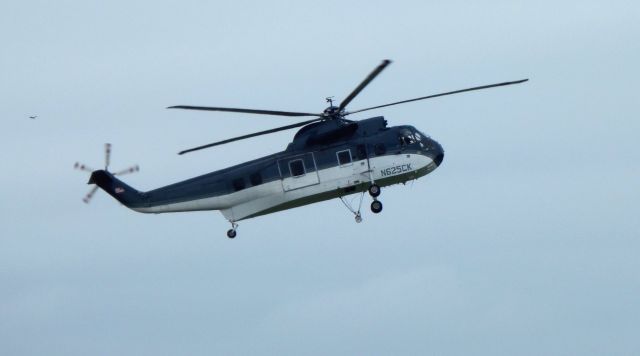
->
[232, 178, 245, 191]
[336, 149, 352, 166]
[374, 143, 386, 155]
[250, 172, 262, 186]
[356, 144, 367, 159]
[289, 159, 305, 177]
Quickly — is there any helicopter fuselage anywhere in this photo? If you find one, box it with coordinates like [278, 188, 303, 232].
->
[89, 116, 444, 222]
[82, 59, 526, 238]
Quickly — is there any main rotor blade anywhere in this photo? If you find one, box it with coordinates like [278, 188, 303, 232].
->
[178, 118, 322, 155]
[346, 78, 529, 115]
[338, 59, 392, 112]
[168, 105, 321, 117]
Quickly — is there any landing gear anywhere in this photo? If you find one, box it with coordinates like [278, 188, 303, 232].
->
[370, 200, 383, 213]
[368, 184, 382, 213]
[368, 184, 381, 197]
[339, 184, 384, 220]
[226, 222, 238, 239]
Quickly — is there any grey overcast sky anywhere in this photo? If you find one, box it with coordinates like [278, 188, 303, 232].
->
[1, 0, 639, 355]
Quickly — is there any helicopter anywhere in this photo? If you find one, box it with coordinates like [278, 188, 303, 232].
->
[85, 60, 527, 238]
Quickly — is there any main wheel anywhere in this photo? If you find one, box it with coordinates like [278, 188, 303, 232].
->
[226, 229, 237, 238]
[370, 200, 383, 213]
[368, 184, 381, 197]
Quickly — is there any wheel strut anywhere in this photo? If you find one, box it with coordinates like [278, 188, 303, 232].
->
[339, 192, 366, 223]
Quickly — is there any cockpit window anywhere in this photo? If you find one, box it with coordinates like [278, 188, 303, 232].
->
[399, 129, 416, 145]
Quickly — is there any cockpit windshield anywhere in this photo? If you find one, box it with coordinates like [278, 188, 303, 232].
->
[399, 128, 418, 145]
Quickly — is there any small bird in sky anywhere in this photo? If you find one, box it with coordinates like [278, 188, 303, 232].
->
[29, 115, 37, 119]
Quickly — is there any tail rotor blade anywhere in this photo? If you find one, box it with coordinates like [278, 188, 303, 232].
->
[74, 162, 94, 172]
[83, 185, 99, 204]
[105, 143, 112, 170]
[113, 165, 140, 176]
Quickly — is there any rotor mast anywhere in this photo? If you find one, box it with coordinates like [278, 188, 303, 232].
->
[323, 96, 342, 118]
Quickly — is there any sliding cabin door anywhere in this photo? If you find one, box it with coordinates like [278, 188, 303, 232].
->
[278, 152, 320, 192]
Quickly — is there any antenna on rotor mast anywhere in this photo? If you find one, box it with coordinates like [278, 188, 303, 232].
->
[325, 96, 334, 106]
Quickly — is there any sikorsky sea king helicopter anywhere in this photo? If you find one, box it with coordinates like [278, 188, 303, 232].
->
[82, 60, 527, 238]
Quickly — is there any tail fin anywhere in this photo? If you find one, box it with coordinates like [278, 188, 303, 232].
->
[88, 170, 147, 208]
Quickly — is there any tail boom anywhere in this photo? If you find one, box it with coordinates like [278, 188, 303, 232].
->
[88, 170, 147, 208]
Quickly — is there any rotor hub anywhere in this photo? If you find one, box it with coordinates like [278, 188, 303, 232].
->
[322, 105, 343, 118]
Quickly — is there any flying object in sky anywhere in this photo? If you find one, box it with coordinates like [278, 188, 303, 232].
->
[81, 60, 527, 238]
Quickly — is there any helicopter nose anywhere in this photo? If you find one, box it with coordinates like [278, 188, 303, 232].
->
[434, 151, 444, 167]
[428, 140, 444, 167]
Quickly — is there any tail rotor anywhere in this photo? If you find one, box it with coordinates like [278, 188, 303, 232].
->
[74, 143, 140, 204]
